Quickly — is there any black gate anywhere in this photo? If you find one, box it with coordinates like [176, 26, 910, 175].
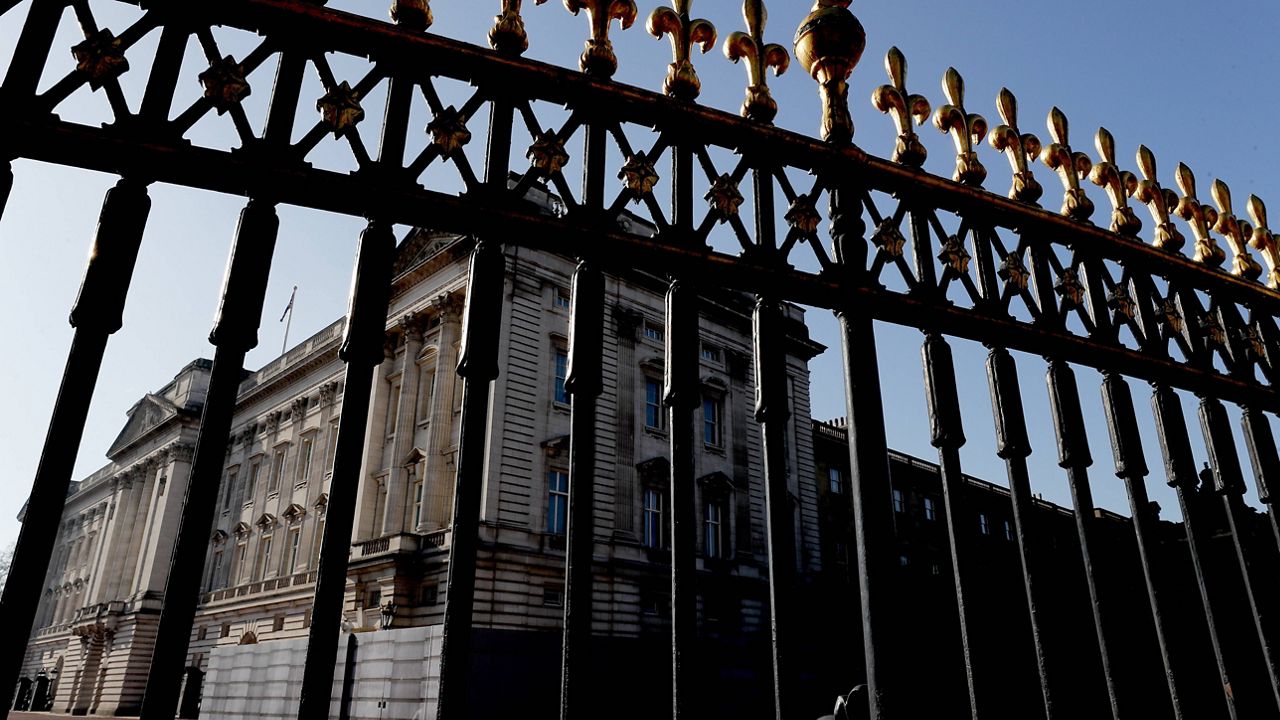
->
[0, 1, 1278, 719]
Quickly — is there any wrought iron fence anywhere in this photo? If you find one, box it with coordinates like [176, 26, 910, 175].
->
[0, 1, 1277, 719]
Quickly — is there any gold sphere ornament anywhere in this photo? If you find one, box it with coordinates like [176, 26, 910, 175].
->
[794, 0, 865, 145]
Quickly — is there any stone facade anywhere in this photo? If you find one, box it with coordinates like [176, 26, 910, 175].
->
[17, 222, 825, 714]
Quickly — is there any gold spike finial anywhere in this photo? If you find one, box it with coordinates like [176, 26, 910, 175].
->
[1173, 164, 1227, 268]
[491, 0, 549, 55]
[390, 0, 432, 31]
[988, 88, 1042, 204]
[1039, 107, 1094, 221]
[794, 0, 865, 145]
[931, 67, 987, 186]
[564, 0, 638, 78]
[1087, 127, 1141, 236]
[1247, 195, 1280, 289]
[1129, 146, 1185, 253]
[1210, 179, 1263, 281]
[724, 0, 791, 123]
[871, 47, 930, 166]
[647, 1, 718, 101]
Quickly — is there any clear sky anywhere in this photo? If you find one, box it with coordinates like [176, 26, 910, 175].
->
[1, 0, 1277, 552]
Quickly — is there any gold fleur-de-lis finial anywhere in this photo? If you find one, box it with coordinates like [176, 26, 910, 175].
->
[871, 47, 930, 167]
[1174, 163, 1227, 268]
[1039, 107, 1094, 221]
[491, 0, 549, 55]
[1130, 146, 1185, 252]
[1210, 180, 1262, 281]
[1088, 127, 1141, 236]
[988, 88, 1042, 204]
[390, 0, 432, 31]
[647, 0, 718, 101]
[1247, 196, 1280, 289]
[932, 68, 987, 186]
[564, 0, 639, 78]
[724, 0, 790, 123]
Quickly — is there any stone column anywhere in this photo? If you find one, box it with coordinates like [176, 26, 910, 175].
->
[353, 342, 396, 540]
[381, 313, 425, 536]
[611, 305, 641, 536]
[119, 459, 161, 599]
[85, 485, 120, 605]
[423, 293, 463, 530]
[93, 474, 138, 604]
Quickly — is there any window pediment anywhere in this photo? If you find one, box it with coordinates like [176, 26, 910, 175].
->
[211, 529, 229, 546]
[697, 471, 734, 497]
[232, 522, 251, 538]
[254, 513, 277, 531]
[636, 457, 670, 486]
[282, 504, 306, 523]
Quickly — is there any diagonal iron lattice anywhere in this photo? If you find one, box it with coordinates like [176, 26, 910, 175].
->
[0, 2, 1278, 720]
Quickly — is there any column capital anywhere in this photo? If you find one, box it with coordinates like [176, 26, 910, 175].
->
[399, 312, 426, 343]
[431, 292, 464, 323]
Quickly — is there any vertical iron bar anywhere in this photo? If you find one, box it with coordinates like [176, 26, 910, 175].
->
[297, 219, 397, 720]
[434, 80, 514, 719]
[667, 135, 699, 720]
[666, 277, 699, 719]
[986, 346, 1058, 719]
[829, 181, 896, 719]
[1200, 396, 1280, 708]
[921, 332, 988, 720]
[433, 239, 505, 720]
[141, 200, 280, 720]
[1101, 373, 1186, 718]
[560, 259, 603, 720]
[1152, 384, 1238, 719]
[754, 295, 796, 719]
[1045, 359, 1123, 719]
[1241, 407, 1280, 552]
[0, 178, 148, 720]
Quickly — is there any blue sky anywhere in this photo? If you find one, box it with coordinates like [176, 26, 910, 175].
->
[1, 0, 1277, 550]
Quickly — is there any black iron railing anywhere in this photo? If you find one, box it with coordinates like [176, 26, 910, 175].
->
[0, 1, 1277, 720]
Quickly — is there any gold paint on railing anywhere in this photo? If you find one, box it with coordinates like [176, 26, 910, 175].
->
[724, 0, 790, 123]
[1247, 196, 1280, 289]
[564, 0, 638, 78]
[389, 0, 432, 31]
[1174, 164, 1227, 268]
[1088, 127, 1141, 237]
[491, 0, 549, 55]
[871, 47, 929, 167]
[1040, 107, 1094, 221]
[932, 68, 987, 186]
[1130, 146, 1185, 253]
[988, 88, 1042, 204]
[794, 0, 864, 145]
[648, 1, 717, 101]
[1211, 180, 1262, 281]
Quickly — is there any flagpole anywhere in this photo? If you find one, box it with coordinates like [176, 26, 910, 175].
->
[280, 285, 297, 355]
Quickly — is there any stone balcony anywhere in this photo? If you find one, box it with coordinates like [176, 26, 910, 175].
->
[201, 570, 318, 607]
[354, 530, 449, 560]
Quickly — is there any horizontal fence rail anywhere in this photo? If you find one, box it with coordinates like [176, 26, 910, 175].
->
[0, 1, 1277, 720]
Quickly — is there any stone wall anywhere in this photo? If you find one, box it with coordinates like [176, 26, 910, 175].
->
[201, 626, 441, 720]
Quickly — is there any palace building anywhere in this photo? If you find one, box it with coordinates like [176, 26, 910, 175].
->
[16, 194, 828, 715]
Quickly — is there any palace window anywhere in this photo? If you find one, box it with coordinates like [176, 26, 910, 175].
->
[553, 350, 569, 405]
[828, 467, 843, 494]
[643, 321, 665, 343]
[297, 436, 314, 484]
[268, 448, 286, 494]
[704, 499, 726, 559]
[553, 286, 572, 310]
[223, 470, 237, 510]
[923, 496, 936, 521]
[702, 397, 722, 447]
[547, 469, 569, 536]
[412, 480, 424, 528]
[285, 528, 301, 575]
[892, 488, 905, 513]
[247, 461, 262, 500]
[325, 422, 340, 469]
[233, 541, 247, 583]
[1003, 520, 1014, 542]
[642, 488, 663, 549]
[644, 378, 664, 430]
[979, 513, 990, 535]
[256, 534, 273, 580]
[700, 344, 721, 363]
